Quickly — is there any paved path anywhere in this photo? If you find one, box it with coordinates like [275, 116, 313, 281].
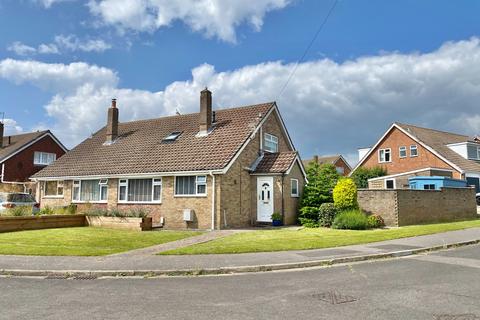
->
[0, 227, 479, 273]
[111, 230, 247, 256]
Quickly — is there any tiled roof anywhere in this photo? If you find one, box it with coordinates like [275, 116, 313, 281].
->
[32, 103, 275, 178]
[253, 151, 297, 174]
[302, 155, 340, 167]
[395, 123, 480, 173]
[0, 130, 50, 161]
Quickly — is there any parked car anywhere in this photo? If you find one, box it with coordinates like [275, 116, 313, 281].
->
[0, 192, 39, 213]
[476, 193, 480, 206]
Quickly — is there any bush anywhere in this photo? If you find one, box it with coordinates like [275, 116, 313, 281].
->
[333, 178, 358, 211]
[38, 206, 54, 216]
[367, 214, 385, 228]
[298, 206, 320, 227]
[3, 206, 32, 217]
[318, 203, 337, 227]
[351, 166, 387, 189]
[65, 204, 77, 215]
[271, 212, 282, 221]
[84, 208, 148, 218]
[84, 208, 109, 217]
[332, 209, 368, 230]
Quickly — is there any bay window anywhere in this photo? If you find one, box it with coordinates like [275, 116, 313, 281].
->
[175, 176, 207, 196]
[118, 178, 162, 203]
[72, 179, 108, 202]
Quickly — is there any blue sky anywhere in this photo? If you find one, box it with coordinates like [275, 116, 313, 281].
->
[0, 0, 480, 164]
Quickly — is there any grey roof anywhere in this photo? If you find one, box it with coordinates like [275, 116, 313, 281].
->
[0, 131, 50, 162]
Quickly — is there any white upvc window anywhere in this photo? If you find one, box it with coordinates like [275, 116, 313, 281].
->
[44, 180, 64, 197]
[378, 148, 391, 163]
[72, 179, 108, 202]
[399, 146, 407, 158]
[34, 152, 56, 165]
[175, 175, 207, 196]
[410, 145, 418, 157]
[264, 133, 278, 153]
[118, 178, 162, 203]
[291, 179, 299, 197]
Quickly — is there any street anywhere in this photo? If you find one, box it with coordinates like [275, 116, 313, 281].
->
[1, 245, 480, 320]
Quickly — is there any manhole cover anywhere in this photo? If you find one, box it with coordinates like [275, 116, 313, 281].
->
[45, 274, 69, 280]
[434, 314, 480, 320]
[72, 275, 98, 280]
[312, 291, 357, 305]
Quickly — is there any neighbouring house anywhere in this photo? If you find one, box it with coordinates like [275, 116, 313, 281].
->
[351, 122, 480, 191]
[303, 154, 351, 176]
[31, 89, 306, 230]
[0, 124, 67, 195]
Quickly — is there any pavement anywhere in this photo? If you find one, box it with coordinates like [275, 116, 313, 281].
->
[2, 244, 480, 319]
[1, 227, 480, 277]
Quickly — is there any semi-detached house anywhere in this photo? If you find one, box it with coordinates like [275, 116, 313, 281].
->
[32, 89, 306, 229]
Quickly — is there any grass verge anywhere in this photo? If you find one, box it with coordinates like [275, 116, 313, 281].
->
[0, 227, 202, 256]
[160, 219, 480, 255]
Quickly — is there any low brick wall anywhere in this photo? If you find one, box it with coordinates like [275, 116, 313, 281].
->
[0, 214, 86, 233]
[85, 216, 153, 231]
[358, 188, 477, 227]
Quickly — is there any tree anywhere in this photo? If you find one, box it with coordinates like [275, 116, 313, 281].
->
[350, 166, 387, 188]
[299, 163, 340, 226]
[333, 178, 358, 211]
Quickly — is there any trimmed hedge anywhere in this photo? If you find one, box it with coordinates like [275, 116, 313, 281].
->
[333, 178, 358, 211]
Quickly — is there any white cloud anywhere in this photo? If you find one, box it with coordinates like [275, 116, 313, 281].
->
[3, 119, 24, 135]
[7, 42, 37, 56]
[32, 0, 75, 8]
[2, 37, 480, 162]
[87, 0, 291, 42]
[6, 35, 111, 56]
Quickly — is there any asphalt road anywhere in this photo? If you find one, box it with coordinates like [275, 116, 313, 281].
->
[1, 245, 480, 320]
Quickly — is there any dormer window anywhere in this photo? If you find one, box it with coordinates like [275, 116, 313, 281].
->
[264, 133, 278, 153]
[162, 131, 182, 142]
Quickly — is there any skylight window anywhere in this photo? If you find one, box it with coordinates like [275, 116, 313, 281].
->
[162, 131, 182, 142]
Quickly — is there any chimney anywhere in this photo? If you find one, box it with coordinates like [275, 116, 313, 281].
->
[199, 88, 212, 134]
[106, 98, 119, 143]
[313, 155, 319, 164]
[0, 121, 3, 148]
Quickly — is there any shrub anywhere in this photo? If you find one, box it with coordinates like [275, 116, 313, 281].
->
[351, 166, 387, 189]
[38, 206, 54, 216]
[299, 163, 340, 226]
[271, 212, 282, 221]
[126, 208, 149, 218]
[333, 178, 358, 211]
[84, 208, 109, 217]
[367, 214, 385, 229]
[65, 204, 77, 215]
[318, 203, 337, 227]
[84, 208, 148, 218]
[332, 209, 368, 230]
[4, 206, 32, 217]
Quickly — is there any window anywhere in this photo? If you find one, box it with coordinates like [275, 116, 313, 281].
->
[118, 178, 162, 203]
[175, 176, 207, 196]
[72, 179, 108, 202]
[378, 148, 391, 163]
[34, 152, 56, 165]
[44, 181, 63, 197]
[423, 184, 436, 190]
[291, 179, 299, 197]
[162, 131, 182, 142]
[385, 179, 395, 189]
[399, 146, 407, 158]
[264, 133, 278, 153]
[410, 145, 418, 157]
[336, 166, 344, 174]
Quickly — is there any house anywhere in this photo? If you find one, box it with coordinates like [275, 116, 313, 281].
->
[0, 124, 66, 195]
[352, 122, 480, 190]
[303, 154, 351, 176]
[31, 89, 306, 230]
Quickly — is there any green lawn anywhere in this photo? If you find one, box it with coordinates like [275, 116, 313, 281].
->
[161, 219, 480, 255]
[0, 227, 202, 256]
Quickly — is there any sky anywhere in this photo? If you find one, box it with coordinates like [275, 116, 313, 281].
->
[0, 0, 479, 165]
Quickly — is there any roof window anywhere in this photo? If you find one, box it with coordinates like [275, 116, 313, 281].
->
[162, 131, 182, 142]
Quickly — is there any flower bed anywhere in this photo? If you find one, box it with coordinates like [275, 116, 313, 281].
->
[85, 216, 152, 231]
[0, 214, 86, 233]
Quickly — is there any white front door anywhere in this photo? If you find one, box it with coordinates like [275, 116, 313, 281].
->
[257, 177, 274, 222]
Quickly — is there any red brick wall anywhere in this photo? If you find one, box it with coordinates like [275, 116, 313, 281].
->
[3, 135, 66, 182]
[359, 127, 460, 178]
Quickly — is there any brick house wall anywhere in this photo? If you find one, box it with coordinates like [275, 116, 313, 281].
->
[3, 135, 66, 182]
[39, 109, 306, 229]
[360, 127, 461, 178]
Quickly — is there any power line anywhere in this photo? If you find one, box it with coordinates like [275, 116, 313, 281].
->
[277, 0, 339, 99]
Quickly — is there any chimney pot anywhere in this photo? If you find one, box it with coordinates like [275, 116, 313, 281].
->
[313, 155, 319, 163]
[199, 88, 212, 134]
[106, 98, 119, 143]
[0, 122, 3, 148]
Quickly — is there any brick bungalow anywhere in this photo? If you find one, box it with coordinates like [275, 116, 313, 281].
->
[351, 122, 480, 190]
[0, 124, 66, 195]
[32, 89, 306, 230]
[303, 154, 352, 176]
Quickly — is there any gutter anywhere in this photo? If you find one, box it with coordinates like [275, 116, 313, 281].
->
[1, 163, 27, 193]
[209, 171, 216, 230]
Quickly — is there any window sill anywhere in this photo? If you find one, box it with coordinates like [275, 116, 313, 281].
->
[72, 201, 108, 204]
[117, 201, 162, 205]
[43, 195, 64, 199]
[378, 161, 392, 164]
[173, 194, 207, 198]
[291, 195, 299, 198]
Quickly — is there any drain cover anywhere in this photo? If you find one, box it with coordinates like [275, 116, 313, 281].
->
[312, 291, 357, 305]
[45, 274, 69, 280]
[434, 315, 480, 320]
[72, 274, 98, 280]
